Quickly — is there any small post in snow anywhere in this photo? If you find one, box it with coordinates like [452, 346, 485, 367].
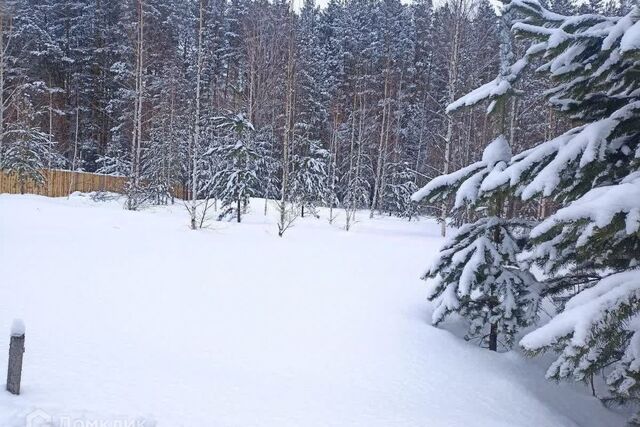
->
[6, 319, 25, 395]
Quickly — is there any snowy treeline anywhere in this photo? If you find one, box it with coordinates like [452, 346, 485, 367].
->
[0, 0, 618, 223]
[413, 0, 640, 421]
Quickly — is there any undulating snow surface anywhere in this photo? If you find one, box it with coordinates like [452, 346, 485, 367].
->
[0, 194, 625, 426]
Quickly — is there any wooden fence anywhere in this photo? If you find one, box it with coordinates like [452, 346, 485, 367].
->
[0, 169, 127, 197]
[0, 169, 187, 199]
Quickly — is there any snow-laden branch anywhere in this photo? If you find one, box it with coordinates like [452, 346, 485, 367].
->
[411, 136, 512, 209]
[532, 173, 640, 240]
[520, 269, 640, 379]
[481, 101, 640, 199]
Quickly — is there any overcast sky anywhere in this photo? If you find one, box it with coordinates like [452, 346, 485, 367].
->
[292, 0, 415, 11]
[291, 0, 505, 13]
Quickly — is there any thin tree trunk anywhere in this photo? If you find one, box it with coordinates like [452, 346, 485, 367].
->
[344, 92, 359, 231]
[0, 13, 4, 169]
[414, 94, 428, 186]
[371, 62, 390, 218]
[191, 0, 205, 229]
[488, 322, 498, 351]
[128, 0, 144, 210]
[69, 92, 80, 197]
[135, 1, 144, 183]
[328, 113, 338, 224]
[380, 82, 402, 216]
[136, 7, 144, 183]
[278, 9, 295, 237]
[441, 0, 463, 237]
[48, 75, 54, 196]
[344, 91, 358, 231]
[488, 190, 505, 352]
[248, 48, 255, 124]
[348, 93, 366, 230]
[509, 97, 518, 148]
[168, 78, 176, 203]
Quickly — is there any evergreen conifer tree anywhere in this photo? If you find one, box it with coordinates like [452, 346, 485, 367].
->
[290, 135, 329, 218]
[208, 113, 261, 223]
[412, 136, 540, 350]
[446, 0, 640, 413]
[499, 0, 640, 412]
[412, 0, 539, 351]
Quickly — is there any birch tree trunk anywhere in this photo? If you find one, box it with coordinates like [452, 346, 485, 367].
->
[69, 92, 80, 196]
[351, 93, 366, 228]
[48, 76, 53, 166]
[440, 0, 464, 237]
[136, 7, 144, 187]
[0, 12, 4, 168]
[278, 9, 296, 237]
[127, 0, 144, 210]
[370, 61, 390, 218]
[327, 112, 338, 224]
[48, 75, 54, 195]
[344, 91, 358, 231]
[168, 79, 176, 203]
[190, 0, 205, 229]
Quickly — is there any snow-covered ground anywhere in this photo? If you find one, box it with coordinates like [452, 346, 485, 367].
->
[0, 194, 624, 427]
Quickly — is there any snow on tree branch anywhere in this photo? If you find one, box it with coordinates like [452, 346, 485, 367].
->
[532, 173, 640, 240]
[411, 136, 512, 209]
[520, 269, 640, 381]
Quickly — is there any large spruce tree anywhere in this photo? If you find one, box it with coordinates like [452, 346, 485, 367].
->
[443, 0, 640, 416]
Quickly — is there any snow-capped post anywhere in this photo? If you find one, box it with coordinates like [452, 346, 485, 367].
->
[6, 319, 25, 395]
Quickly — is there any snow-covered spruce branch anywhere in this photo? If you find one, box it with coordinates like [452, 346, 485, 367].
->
[411, 135, 512, 212]
[425, 216, 540, 351]
[520, 270, 640, 393]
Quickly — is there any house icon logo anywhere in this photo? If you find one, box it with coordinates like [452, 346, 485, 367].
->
[25, 409, 53, 427]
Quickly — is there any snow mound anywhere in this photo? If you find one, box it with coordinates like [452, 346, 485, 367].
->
[10, 319, 25, 337]
[482, 135, 512, 167]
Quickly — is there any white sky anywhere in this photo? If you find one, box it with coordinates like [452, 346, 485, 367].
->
[292, 0, 415, 11]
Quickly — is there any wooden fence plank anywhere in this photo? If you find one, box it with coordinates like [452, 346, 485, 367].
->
[1, 169, 185, 199]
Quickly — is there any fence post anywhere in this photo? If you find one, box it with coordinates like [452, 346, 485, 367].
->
[6, 319, 25, 395]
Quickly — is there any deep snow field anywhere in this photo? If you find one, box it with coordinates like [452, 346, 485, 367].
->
[0, 193, 625, 426]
